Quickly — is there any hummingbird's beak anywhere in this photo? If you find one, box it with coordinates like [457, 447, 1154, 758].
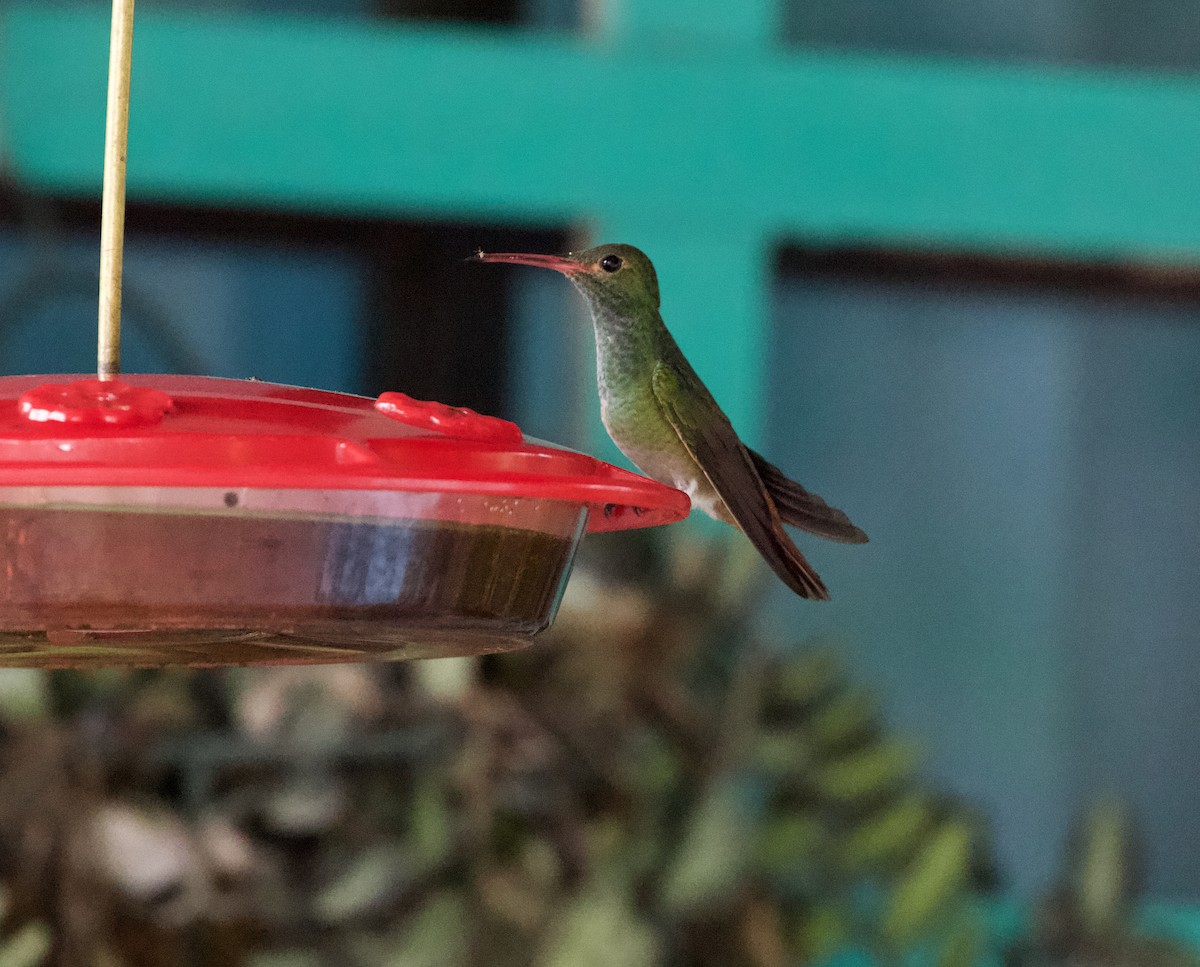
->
[474, 252, 582, 274]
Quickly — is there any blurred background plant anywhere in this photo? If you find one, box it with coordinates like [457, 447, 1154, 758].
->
[0, 532, 1186, 966]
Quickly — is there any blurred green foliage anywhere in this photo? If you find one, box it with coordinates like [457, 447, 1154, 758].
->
[0, 533, 993, 966]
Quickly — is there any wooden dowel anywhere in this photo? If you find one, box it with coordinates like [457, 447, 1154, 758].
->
[97, 0, 135, 381]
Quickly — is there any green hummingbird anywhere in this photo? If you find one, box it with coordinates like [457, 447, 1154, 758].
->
[475, 243, 867, 599]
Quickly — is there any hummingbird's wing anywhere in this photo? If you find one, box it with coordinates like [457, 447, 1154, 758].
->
[650, 363, 830, 601]
[746, 449, 869, 544]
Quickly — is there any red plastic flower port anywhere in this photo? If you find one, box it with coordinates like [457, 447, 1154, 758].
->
[374, 391, 523, 445]
[18, 379, 175, 428]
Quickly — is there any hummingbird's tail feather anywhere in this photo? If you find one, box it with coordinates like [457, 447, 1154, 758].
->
[747, 449, 869, 545]
[711, 497, 830, 599]
[745, 519, 832, 600]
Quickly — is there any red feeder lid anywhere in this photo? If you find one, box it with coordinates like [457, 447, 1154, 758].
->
[0, 375, 690, 668]
[0, 375, 689, 532]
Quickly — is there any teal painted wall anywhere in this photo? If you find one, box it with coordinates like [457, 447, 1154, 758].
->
[763, 273, 1200, 898]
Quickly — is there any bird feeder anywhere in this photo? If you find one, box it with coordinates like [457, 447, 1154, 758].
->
[0, 1, 689, 667]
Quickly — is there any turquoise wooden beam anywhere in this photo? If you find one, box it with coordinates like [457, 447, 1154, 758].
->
[597, 0, 780, 48]
[5, 2, 1200, 440]
[6, 4, 1200, 261]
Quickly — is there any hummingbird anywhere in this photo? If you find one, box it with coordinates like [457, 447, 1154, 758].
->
[474, 243, 867, 599]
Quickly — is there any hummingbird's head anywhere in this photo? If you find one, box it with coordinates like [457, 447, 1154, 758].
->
[475, 243, 660, 316]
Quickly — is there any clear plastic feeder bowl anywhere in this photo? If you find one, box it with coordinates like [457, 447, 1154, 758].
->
[0, 376, 690, 667]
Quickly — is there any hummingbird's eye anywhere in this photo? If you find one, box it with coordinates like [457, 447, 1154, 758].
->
[599, 254, 623, 273]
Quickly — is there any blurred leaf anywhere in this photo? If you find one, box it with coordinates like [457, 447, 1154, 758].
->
[314, 842, 412, 925]
[767, 649, 844, 712]
[261, 775, 348, 838]
[786, 904, 852, 964]
[661, 777, 756, 916]
[936, 914, 984, 967]
[840, 794, 932, 874]
[352, 892, 469, 967]
[814, 739, 921, 806]
[754, 814, 826, 878]
[630, 730, 685, 801]
[0, 922, 51, 967]
[0, 672, 49, 723]
[536, 877, 661, 967]
[1073, 795, 1137, 936]
[882, 820, 973, 948]
[414, 656, 477, 702]
[750, 726, 814, 778]
[410, 777, 455, 864]
[808, 688, 878, 752]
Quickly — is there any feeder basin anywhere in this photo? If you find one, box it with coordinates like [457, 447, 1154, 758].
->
[0, 376, 689, 667]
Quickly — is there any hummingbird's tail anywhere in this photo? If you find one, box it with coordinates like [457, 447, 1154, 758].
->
[756, 528, 832, 600]
[747, 450, 869, 545]
[710, 491, 832, 600]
